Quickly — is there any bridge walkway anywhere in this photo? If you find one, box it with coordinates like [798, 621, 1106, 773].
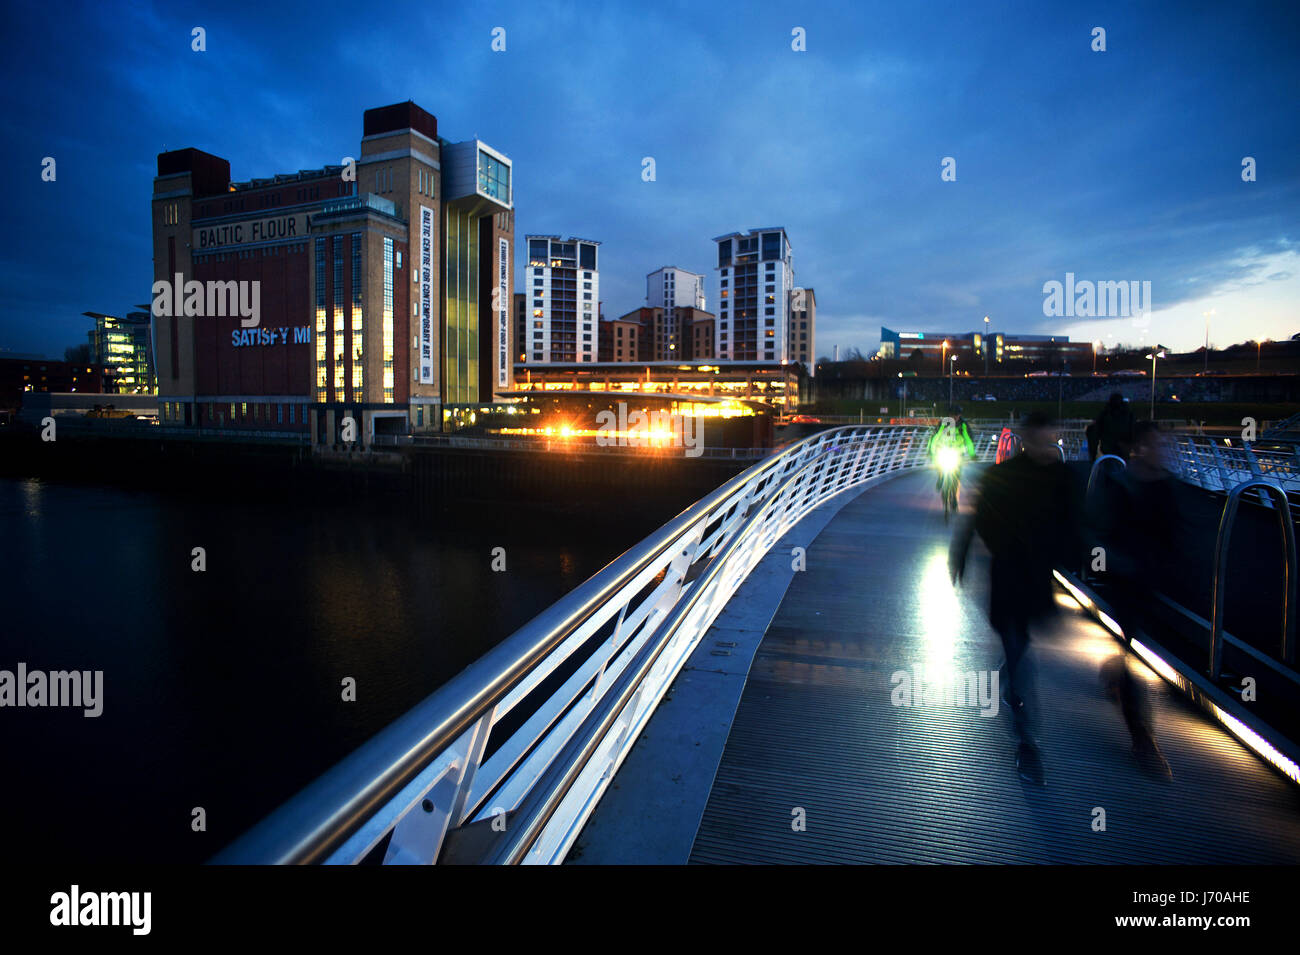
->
[688, 470, 1300, 863]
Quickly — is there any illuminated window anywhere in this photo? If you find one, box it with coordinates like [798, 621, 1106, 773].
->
[333, 237, 345, 393]
[315, 238, 328, 400]
[351, 233, 363, 395]
[383, 237, 394, 402]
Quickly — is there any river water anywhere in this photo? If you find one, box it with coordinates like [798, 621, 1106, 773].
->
[0, 475, 673, 863]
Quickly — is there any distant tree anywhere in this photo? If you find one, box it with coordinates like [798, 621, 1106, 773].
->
[909, 348, 924, 363]
[64, 343, 90, 364]
[842, 346, 866, 363]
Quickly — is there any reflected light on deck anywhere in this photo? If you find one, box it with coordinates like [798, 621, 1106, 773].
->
[920, 548, 959, 672]
[1053, 571, 1300, 787]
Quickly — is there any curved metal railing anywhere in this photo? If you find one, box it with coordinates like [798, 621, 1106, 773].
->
[212, 424, 959, 866]
[1171, 435, 1300, 495]
[1209, 479, 1298, 679]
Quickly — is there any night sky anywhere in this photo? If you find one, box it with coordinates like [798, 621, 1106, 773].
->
[4, 0, 1297, 360]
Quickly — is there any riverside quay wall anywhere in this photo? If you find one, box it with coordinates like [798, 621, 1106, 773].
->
[0, 427, 754, 517]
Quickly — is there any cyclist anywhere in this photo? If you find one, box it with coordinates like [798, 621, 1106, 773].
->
[928, 407, 977, 519]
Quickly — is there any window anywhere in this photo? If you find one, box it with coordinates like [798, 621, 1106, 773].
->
[762, 232, 781, 260]
[351, 233, 364, 396]
[477, 150, 510, 202]
[289, 405, 295, 424]
[383, 236, 395, 402]
[333, 237, 345, 394]
[315, 238, 328, 400]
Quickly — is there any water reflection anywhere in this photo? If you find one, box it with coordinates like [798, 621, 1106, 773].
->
[0, 476, 665, 864]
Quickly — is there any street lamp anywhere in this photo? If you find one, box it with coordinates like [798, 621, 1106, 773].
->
[897, 371, 907, 420]
[983, 315, 990, 375]
[1145, 350, 1166, 419]
[1255, 338, 1263, 373]
[1092, 340, 1101, 375]
[949, 354, 957, 409]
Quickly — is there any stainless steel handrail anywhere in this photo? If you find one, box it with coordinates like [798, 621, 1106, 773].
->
[210, 424, 934, 865]
[485, 438, 877, 863]
[1083, 454, 1127, 580]
[1209, 479, 1298, 679]
[1086, 453, 1127, 499]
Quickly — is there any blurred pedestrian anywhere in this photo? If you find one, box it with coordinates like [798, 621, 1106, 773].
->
[950, 412, 1079, 784]
[1093, 392, 1136, 460]
[1096, 420, 1178, 777]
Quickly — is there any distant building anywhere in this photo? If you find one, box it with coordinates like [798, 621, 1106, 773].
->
[678, 306, 716, 360]
[878, 326, 1092, 370]
[514, 292, 528, 364]
[84, 311, 154, 394]
[511, 359, 802, 417]
[788, 287, 815, 373]
[151, 100, 514, 444]
[601, 309, 651, 362]
[524, 235, 600, 363]
[646, 266, 705, 359]
[0, 356, 105, 414]
[714, 228, 797, 365]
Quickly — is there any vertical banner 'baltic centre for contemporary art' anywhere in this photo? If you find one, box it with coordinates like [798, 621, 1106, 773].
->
[419, 205, 434, 384]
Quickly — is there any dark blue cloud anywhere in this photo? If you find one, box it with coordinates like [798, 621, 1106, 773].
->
[2, 0, 1296, 358]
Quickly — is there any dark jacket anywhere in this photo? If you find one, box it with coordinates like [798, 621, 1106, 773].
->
[1094, 404, 1136, 459]
[953, 454, 1079, 628]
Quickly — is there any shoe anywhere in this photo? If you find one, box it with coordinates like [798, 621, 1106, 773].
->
[1016, 743, 1045, 785]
